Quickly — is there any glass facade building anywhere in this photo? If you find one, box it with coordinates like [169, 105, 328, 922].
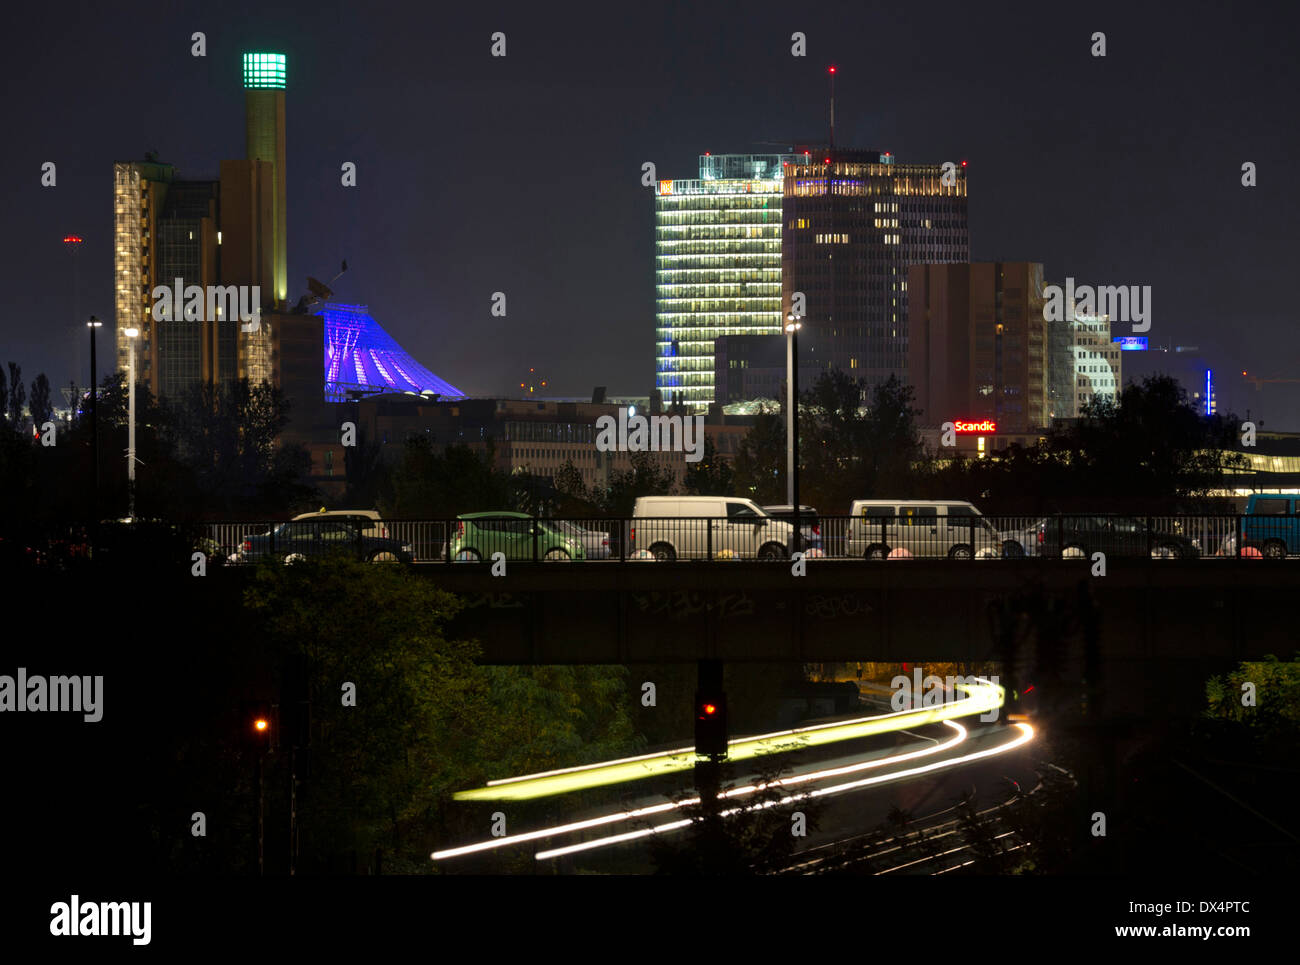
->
[783, 151, 970, 395]
[655, 154, 801, 413]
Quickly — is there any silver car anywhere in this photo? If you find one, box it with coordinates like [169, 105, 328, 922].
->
[551, 520, 611, 560]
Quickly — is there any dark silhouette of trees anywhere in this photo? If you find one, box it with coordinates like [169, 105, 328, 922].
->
[732, 410, 786, 505]
[684, 438, 734, 496]
[28, 373, 53, 432]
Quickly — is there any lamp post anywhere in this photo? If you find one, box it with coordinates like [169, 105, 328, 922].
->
[87, 316, 102, 521]
[124, 327, 139, 519]
[785, 313, 802, 554]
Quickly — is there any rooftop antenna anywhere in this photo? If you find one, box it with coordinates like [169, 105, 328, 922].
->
[828, 65, 836, 150]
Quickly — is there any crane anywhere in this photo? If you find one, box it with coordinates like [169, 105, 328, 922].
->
[1241, 370, 1300, 390]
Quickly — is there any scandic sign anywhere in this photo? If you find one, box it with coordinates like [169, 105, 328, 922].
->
[953, 420, 996, 433]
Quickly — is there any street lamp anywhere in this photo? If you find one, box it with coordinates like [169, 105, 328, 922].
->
[785, 312, 802, 554]
[87, 316, 102, 521]
[124, 327, 139, 519]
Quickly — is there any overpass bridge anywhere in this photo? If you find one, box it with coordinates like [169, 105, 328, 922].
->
[423, 558, 1297, 721]
[424, 559, 1295, 664]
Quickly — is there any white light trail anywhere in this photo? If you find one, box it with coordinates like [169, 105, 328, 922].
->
[534, 723, 1034, 861]
[432, 720, 968, 862]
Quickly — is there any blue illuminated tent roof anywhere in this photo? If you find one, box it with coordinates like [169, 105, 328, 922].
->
[318, 303, 464, 402]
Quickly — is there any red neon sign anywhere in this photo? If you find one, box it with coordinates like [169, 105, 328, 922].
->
[953, 420, 996, 433]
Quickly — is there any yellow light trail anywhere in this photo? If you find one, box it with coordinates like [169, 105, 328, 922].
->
[534, 722, 1034, 860]
[452, 679, 1003, 802]
[432, 720, 968, 862]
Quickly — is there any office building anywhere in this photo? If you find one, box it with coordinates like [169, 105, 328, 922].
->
[908, 262, 1047, 433]
[783, 150, 969, 394]
[113, 52, 289, 400]
[655, 154, 801, 413]
[1046, 302, 1123, 419]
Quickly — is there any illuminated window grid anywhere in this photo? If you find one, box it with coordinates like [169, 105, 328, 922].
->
[655, 181, 785, 413]
[242, 53, 286, 89]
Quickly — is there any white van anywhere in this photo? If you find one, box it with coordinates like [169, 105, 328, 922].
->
[632, 496, 794, 561]
[845, 499, 1007, 560]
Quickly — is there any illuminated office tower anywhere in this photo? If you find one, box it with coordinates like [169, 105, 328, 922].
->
[112, 158, 221, 398]
[655, 154, 801, 413]
[783, 151, 969, 394]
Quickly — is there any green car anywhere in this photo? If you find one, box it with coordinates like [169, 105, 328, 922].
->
[450, 512, 586, 562]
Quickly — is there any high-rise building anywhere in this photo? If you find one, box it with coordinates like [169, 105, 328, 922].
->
[113, 52, 290, 400]
[908, 262, 1047, 433]
[783, 150, 969, 395]
[655, 154, 801, 413]
[1046, 301, 1123, 419]
[113, 157, 173, 386]
[112, 160, 225, 399]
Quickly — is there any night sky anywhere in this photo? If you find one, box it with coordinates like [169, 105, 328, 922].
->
[5, 0, 1298, 427]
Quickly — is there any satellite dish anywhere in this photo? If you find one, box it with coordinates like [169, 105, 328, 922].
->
[307, 277, 334, 300]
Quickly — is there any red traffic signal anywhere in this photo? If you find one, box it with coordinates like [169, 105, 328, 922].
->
[695, 693, 728, 759]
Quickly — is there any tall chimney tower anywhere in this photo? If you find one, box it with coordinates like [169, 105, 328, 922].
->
[242, 52, 287, 309]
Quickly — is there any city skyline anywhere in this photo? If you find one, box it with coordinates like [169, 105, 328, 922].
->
[4, 1, 1298, 428]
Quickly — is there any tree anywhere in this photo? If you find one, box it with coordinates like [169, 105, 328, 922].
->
[4, 362, 24, 433]
[340, 420, 389, 510]
[683, 438, 734, 496]
[1052, 374, 1247, 511]
[598, 450, 677, 515]
[861, 374, 923, 495]
[28, 373, 53, 433]
[385, 438, 510, 517]
[648, 753, 823, 875]
[164, 378, 314, 514]
[732, 411, 786, 505]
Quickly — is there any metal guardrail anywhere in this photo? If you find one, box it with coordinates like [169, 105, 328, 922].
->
[195, 514, 1300, 564]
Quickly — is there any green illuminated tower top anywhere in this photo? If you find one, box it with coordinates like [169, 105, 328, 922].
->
[243, 52, 288, 306]
[242, 52, 286, 89]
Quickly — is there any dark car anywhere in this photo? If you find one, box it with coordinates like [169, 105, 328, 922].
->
[1039, 516, 1200, 559]
[761, 504, 824, 554]
[239, 518, 414, 564]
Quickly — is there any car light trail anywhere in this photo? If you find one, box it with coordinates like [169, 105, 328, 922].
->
[432, 721, 969, 861]
[533, 722, 1034, 861]
[453, 679, 1003, 801]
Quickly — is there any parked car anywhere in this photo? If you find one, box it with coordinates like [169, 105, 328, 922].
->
[1038, 516, 1200, 559]
[761, 504, 823, 553]
[550, 520, 611, 560]
[239, 517, 414, 564]
[292, 508, 389, 539]
[844, 499, 1018, 560]
[632, 496, 793, 562]
[449, 512, 586, 561]
[1239, 494, 1298, 559]
[1002, 517, 1049, 558]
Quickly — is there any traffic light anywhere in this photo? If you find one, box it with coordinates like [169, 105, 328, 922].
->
[695, 691, 728, 759]
[242, 700, 276, 753]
